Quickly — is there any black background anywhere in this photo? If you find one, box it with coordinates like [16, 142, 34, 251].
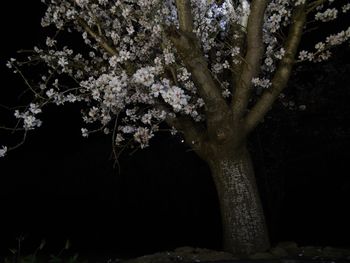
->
[0, 1, 350, 260]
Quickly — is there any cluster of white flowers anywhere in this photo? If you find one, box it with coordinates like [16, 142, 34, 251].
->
[343, 3, 350, 13]
[191, 0, 250, 52]
[14, 104, 43, 130]
[298, 50, 314, 61]
[267, 0, 292, 31]
[133, 127, 154, 148]
[109, 51, 131, 66]
[252, 78, 272, 89]
[133, 67, 156, 87]
[152, 79, 190, 112]
[177, 67, 191, 82]
[163, 49, 176, 65]
[315, 8, 338, 22]
[298, 27, 350, 62]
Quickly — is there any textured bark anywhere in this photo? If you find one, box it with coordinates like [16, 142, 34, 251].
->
[207, 146, 270, 255]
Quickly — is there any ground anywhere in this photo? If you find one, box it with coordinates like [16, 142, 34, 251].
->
[3, 242, 350, 263]
[101, 242, 350, 263]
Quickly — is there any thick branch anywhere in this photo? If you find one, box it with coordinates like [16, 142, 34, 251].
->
[244, 6, 307, 134]
[172, 0, 226, 115]
[175, 0, 194, 33]
[166, 27, 229, 132]
[170, 2, 231, 140]
[231, 0, 268, 120]
[167, 116, 209, 159]
[157, 103, 209, 159]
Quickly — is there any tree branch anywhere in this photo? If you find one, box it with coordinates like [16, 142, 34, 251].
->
[231, 0, 268, 120]
[172, 0, 228, 116]
[230, 23, 246, 90]
[244, 5, 307, 134]
[166, 27, 229, 132]
[76, 17, 134, 74]
[175, 0, 194, 33]
[157, 102, 209, 159]
[167, 115, 209, 159]
[77, 17, 117, 56]
[169, 2, 233, 141]
[306, 0, 327, 14]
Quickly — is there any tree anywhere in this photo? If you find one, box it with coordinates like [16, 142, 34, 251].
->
[1, 0, 349, 256]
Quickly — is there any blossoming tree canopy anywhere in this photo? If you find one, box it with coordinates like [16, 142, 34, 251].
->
[1, 0, 350, 157]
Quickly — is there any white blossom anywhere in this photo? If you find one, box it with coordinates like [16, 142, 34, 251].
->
[133, 67, 155, 87]
[342, 4, 350, 13]
[46, 37, 57, 47]
[29, 103, 42, 114]
[58, 57, 68, 67]
[81, 128, 89, 137]
[170, 127, 177, 135]
[252, 78, 272, 89]
[222, 89, 231, 98]
[46, 89, 56, 98]
[0, 146, 7, 158]
[115, 133, 124, 145]
[133, 127, 154, 148]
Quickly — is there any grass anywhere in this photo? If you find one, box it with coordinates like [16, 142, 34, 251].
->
[3, 234, 88, 263]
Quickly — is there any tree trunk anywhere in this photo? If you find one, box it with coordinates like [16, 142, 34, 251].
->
[207, 146, 270, 255]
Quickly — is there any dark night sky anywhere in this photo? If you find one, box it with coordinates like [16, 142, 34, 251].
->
[1, 1, 350, 260]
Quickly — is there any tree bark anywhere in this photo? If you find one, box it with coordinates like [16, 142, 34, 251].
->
[207, 146, 270, 255]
